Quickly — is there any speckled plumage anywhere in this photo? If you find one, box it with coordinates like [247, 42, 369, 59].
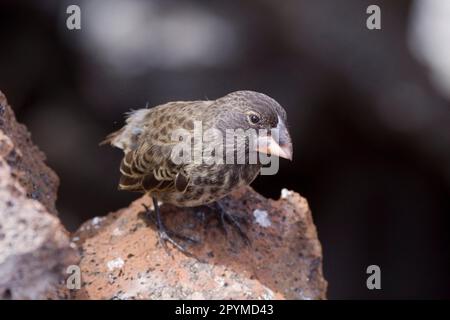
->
[103, 91, 291, 207]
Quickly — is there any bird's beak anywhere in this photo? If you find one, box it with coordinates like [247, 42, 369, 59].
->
[256, 117, 293, 160]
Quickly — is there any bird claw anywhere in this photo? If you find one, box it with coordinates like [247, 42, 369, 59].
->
[208, 202, 251, 245]
[157, 230, 192, 257]
[141, 203, 198, 257]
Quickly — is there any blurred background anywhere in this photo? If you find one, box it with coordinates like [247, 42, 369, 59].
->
[1, 0, 449, 299]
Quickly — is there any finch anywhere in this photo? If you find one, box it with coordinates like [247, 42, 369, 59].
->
[102, 90, 292, 252]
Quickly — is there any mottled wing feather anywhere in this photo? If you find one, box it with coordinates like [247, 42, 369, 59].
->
[114, 100, 215, 195]
[117, 132, 193, 195]
[118, 142, 182, 194]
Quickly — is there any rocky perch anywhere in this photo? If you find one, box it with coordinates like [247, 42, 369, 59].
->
[0, 90, 327, 300]
[0, 91, 78, 299]
[73, 187, 327, 299]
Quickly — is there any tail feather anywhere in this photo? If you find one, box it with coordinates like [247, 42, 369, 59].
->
[100, 108, 152, 152]
[99, 128, 124, 146]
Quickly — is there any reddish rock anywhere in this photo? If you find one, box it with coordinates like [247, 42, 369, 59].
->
[0, 91, 59, 215]
[74, 186, 327, 300]
[0, 91, 78, 299]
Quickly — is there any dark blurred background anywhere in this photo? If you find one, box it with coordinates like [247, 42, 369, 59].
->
[1, 0, 449, 299]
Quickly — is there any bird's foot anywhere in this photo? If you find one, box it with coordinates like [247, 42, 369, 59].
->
[142, 203, 198, 257]
[206, 201, 251, 245]
[157, 229, 193, 257]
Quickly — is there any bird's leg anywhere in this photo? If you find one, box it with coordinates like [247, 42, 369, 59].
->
[142, 203, 156, 224]
[142, 202, 198, 244]
[207, 200, 251, 245]
[141, 198, 197, 256]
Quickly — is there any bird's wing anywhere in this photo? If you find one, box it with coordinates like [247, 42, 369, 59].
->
[118, 139, 189, 194]
[111, 99, 215, 194]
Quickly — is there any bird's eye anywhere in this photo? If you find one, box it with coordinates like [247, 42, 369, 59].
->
[249, 114, 260, 124]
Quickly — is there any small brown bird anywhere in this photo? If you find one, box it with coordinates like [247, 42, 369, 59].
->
[102, 90, 292, 252]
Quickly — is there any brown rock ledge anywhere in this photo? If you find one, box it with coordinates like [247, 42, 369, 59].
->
[0, 91, 59, 215]
[0, 91, 78, 299]
[73, 187, 327, 300]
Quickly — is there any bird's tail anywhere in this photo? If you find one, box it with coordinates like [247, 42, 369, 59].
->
[100, 108, 152, 152]
[99, 128, 124, 146]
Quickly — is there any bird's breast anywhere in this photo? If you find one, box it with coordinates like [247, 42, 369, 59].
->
[157, 163, 261, 207]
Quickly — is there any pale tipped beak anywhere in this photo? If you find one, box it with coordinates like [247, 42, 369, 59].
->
[256, 117, 293, 160]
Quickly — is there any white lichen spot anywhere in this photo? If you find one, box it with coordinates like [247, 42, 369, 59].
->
[296, 288, 313, 300]
[281, 188, 293, 199]
[214, 276, 226, 287]
[253, 209, 271, 228]
[112, 227, 123, 236]
[261, 287, 275, 300]
[91, 216, 105, 228]
[107, 257, 125, 271]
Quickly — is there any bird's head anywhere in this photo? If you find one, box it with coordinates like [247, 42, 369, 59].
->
[215, 90, 293, 161]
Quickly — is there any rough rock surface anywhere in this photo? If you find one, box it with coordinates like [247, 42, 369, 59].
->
[0, 91, 59, 215]
[0, 91, 78, 299]
[73, 186, 327, 300]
